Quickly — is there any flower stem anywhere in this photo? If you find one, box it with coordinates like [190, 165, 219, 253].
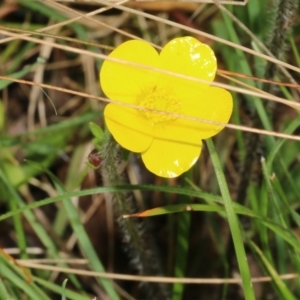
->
[206, 139, 255, 300]
[100, 130, 170, 299]
[264, 0, 298, 87]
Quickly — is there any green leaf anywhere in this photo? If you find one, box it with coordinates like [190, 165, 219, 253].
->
[89, 122, 104, 140]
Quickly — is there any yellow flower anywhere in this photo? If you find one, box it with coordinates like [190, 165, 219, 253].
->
[100, 36, 232, 178]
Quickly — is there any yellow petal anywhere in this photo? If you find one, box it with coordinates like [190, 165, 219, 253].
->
[100, 40, 159, 104]
[158, 36, 217, 98]
[105, 104, 153, 153]
[142, 137, 202, 178]
[179, 86, 233, 139]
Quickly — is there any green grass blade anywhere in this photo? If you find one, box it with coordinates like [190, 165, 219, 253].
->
[45, 171, 120, 300]
[34, 277, 91, 300]
[61, 279, 68, 300]
[249, 241, 297, 300]
[0, 277, 10, 300]
[0, 169, 28, 259]
[172, 192, 191, 300]
[0, 61, 39, 90]
[0, 254, 51, 300]
[206, 139, 255, 300]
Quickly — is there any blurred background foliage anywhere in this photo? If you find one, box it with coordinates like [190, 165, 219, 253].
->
[1, 0, 300, 299]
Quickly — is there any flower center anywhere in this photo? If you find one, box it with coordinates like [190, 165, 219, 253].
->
[137, 86, 180, 125]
